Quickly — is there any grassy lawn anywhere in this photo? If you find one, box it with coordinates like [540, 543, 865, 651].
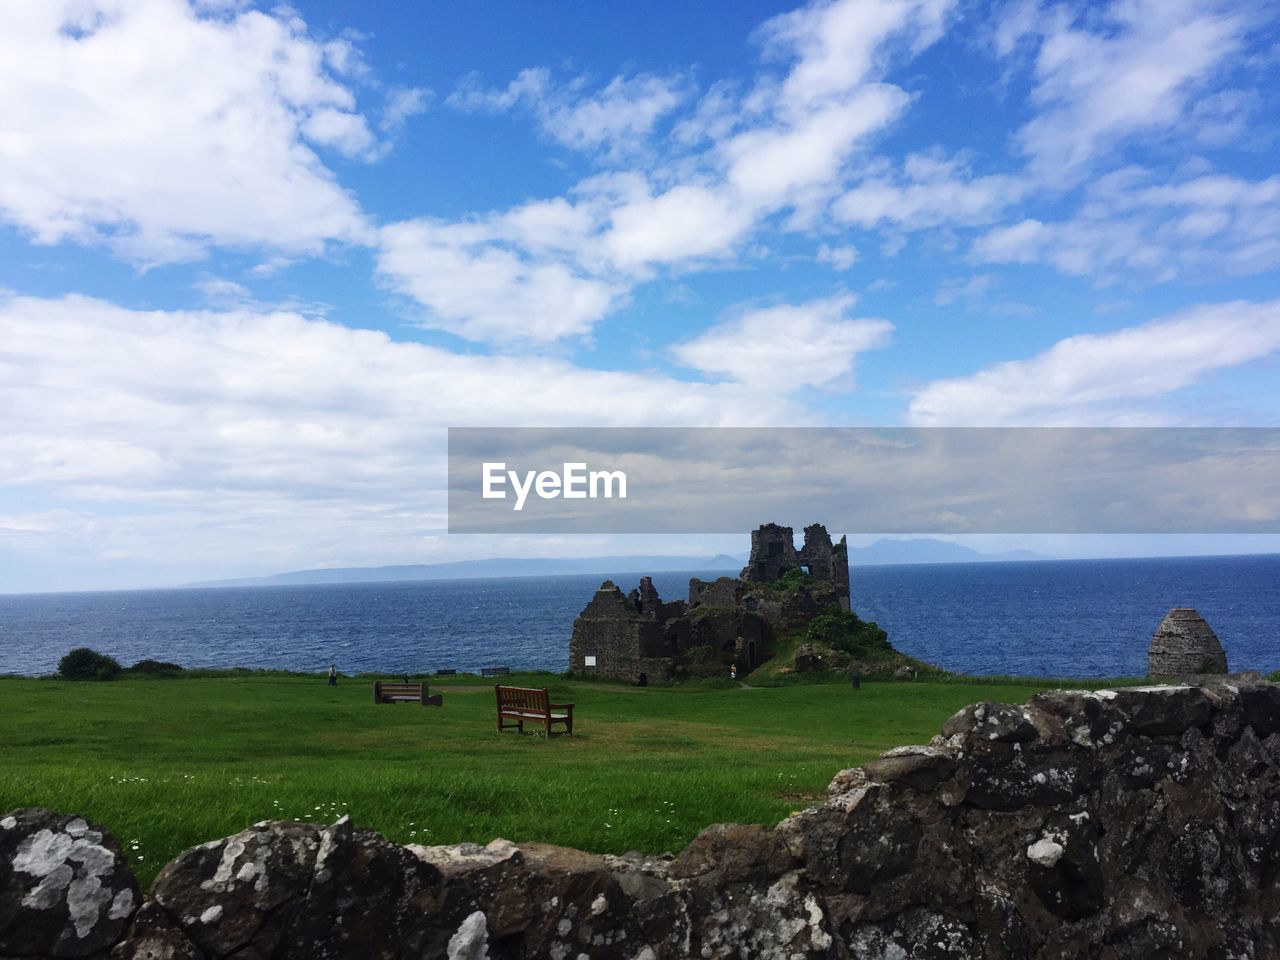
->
[0, 673, 1063, 883]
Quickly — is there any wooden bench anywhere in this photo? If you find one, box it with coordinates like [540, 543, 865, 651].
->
[495, 685, 574, 736]
[435, 668, 457, 677]
[481, 666, 510, 678]
[373, 680, 442, 707]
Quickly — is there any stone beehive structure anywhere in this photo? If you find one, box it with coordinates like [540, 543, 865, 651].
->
[1148, 607, 1228, 676]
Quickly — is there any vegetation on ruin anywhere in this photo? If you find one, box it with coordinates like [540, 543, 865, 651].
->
[1, 670, 1085, 884]
[762, 566, 817, 592]
[803, 607, 893, 659]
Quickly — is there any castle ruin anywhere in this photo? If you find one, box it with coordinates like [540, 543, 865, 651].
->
[568, 523, 849, 682]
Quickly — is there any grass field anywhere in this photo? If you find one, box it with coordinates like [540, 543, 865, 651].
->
[1, 672, 1074, 883]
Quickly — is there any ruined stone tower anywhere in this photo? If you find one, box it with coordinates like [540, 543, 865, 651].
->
[740, 522, 850, 611]
[1148, 608, 1228, 676]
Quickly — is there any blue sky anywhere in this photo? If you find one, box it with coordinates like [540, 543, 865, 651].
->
[2, 0, 1280, 591]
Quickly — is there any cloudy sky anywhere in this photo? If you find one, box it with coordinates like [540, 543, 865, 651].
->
[2, 0, 1279, 592]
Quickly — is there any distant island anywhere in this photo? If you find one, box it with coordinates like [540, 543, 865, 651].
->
[846, 538, 1047, 566]
[183, 538, 1050, 589]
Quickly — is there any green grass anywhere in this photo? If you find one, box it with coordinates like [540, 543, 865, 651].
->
[1, 672, 1077, 883]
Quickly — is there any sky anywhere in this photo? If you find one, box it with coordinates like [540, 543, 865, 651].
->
[2, 0, 1280, 592]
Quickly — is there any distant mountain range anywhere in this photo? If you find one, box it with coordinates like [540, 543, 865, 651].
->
[847, 538, 1048, 566]
[185, 539, 1049, 589]
[186, 554, 743, 588]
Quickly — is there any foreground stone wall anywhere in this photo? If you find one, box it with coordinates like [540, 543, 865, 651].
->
[7, 681, 1280, 959]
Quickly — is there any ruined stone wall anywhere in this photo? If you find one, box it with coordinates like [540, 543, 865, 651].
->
[568, 581, 683, 681]
[8, 681, 1280, 959]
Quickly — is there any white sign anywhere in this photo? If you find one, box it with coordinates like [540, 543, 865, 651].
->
[584, 655, 597, 667]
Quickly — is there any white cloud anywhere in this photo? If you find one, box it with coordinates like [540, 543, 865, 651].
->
[449, 68, 687, 159]
[193, 276, 253, 306]
[973, 171, 1280, 282]
[756, 0, 954, 114]
[672, 294, 892, 390]
[380, 86, 432, 133]
[1011, 0, 1246, 178]
[817, 243, 859, 269]
[908, 300, 1280, 425]
[0, 0, 377, 266]
[0, 293, 794, 576]
[722, 85, 910, 206]
[836, 153, 1027, 229]
[933, 274, 993, 306]
[376, 218, 625, 343]
[604, 184, 756, 268]
[300, 107, 377, 160]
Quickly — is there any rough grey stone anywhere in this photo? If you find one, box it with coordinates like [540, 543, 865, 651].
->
[1109, 685, 1213, 735]
[0, 808, 138, 958]
[942, 701, 1040, 744]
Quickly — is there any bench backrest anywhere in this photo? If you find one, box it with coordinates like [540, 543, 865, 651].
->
[495, 685, 549, 715]
[481, 666, 510, 677]
[435, 669, 457, 676]
[376, 681, 424, 696]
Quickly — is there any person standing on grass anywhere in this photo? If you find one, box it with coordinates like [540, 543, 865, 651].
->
[327, 664, 337, 686]
[730, 663, 737, 682]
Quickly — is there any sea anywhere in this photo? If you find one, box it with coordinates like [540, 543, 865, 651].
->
[0, 555, 1276, 679]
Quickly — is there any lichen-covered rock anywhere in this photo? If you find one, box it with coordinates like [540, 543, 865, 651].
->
[14, 680, 1280, 958]
[942, 701, 1040, 745]
[862, 745, 958, 792]
[110, 901, 200, 960]
[1108, 685, 1213, 735]
[845, 907, 977, 959]
[668, 822, 794, 883]
[142, 816, 444, 960]
[0, 808, 138, 958]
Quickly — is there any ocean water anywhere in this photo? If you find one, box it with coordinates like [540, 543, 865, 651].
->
[0, 555, 1276, 679]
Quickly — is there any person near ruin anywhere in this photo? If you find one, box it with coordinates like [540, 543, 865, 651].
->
[327, 664, 337, 686]
[730, 663, 737, 681]
[850, 669, 861, 690]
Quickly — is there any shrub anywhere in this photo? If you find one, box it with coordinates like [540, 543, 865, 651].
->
[127, 659, 184, 677]
[769, 567, 816, 592]
[803, 607, 893, 659]
[57, 647, 123, 681]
